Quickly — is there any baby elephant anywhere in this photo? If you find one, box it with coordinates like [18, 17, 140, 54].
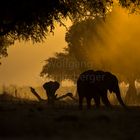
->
[77, 70, 127, 109]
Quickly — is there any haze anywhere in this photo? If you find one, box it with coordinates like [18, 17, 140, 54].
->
[0, 24, 70, 86]
[1, 6, 140, 87]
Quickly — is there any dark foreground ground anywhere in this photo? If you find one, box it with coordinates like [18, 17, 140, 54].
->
[0, 101, 140, 140]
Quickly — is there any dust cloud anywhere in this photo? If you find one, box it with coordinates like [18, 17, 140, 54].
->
[88, 6, 140, 83]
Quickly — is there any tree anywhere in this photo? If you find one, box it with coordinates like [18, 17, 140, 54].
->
[40, 17, 110, 83]
[0, 36, 14, 64]
[40, 50, 81, 83]
[0, 0, 139, 62]
[0, 0, 112, 62]
[41, 7, 140, 105]
[65, 7, 140, 105]
[0, 0, 140, 41]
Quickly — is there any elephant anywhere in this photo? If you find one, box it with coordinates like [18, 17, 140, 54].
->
[77, 70, 127, 109]
[43, 81, 60, 104]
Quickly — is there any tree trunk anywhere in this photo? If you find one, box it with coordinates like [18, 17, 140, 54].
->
[125, 78, 137, 105]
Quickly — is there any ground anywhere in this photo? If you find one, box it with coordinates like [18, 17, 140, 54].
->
[0, 101, 140, 140]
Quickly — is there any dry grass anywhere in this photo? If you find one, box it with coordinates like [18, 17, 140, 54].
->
[0, 100, 140, 140]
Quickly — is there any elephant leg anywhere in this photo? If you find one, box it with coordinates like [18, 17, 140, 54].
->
[101, 94, 111, 107]
[94, 95, 100, 108]
[86, 97, 92, 109]
[79, 96, 84, 110]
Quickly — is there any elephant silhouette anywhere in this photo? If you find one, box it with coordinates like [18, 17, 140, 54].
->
[43, 81, 60, 104]
[77, 70, 127, 109]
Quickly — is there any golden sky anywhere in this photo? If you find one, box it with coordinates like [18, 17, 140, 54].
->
[0, 24, 70, 86]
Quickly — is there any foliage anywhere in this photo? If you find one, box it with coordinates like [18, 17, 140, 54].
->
[0, 0, 140, 62]
[0, 0, 112, 41]
[0, 36, 14, 64]
[65, 18, 107, 62]
[40, 50, 82, 83]
[0, 0, 140, 42]
[40, 7, 140, 84]
[40, 17, 108, 82]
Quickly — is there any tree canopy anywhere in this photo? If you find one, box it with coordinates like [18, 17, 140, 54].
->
[0, 0, 113, 61]
[40, 17, 110, 82]
[0, 0, 140, 42]
[0, 0, 140, 62]
[40, 7, 140, 104]
[40, 50, 81, 83]
[41, 7, 140, 83]
[0, 36, 14, 64]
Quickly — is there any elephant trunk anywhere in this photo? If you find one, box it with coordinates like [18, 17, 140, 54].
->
[116, 88, 127, 108]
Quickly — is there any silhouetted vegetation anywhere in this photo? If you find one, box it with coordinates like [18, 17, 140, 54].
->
[0, 0, 140, 63]
[41, 7, 140, 105]
[0, 100, 140, 139]
[0, 0, 114, 50]
[0, 36, 14, 64]
[0, 1, 140, 138]
[0, 84, 140, 139]
[40, 17, 106, 82]
[1, 0, 139, 40]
